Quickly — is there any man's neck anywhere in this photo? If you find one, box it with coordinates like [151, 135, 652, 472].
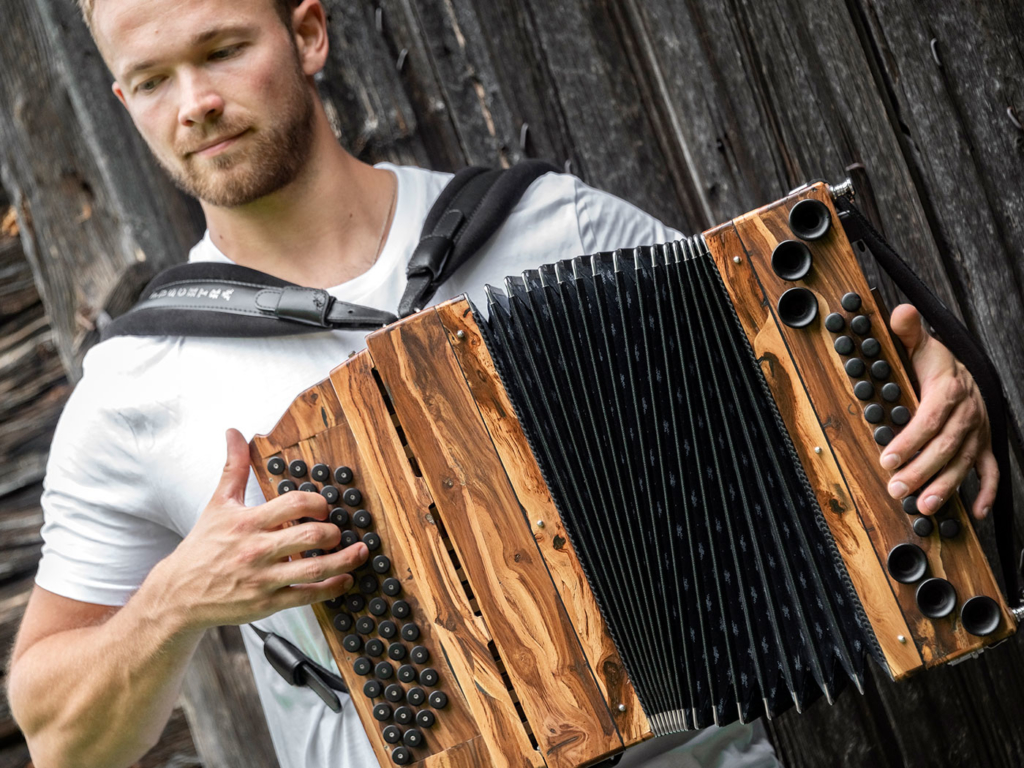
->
[200, 112, 396, 290]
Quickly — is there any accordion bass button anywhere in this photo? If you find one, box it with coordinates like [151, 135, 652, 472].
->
[369, 597, 388, 617]
[862, 338, 881, 357]
[266, 457, 286, 475]
[825, 312, 846, 332]
[363, 532, 382, 551]
[366, 639, 385, 658]
[385, 684, 405, 703]
[398, 664, 417, 683]
[381, 724, 402, 744]
[359, 575, 379, 595]
[419, 668, 439, 687]
[939, 519, 961, 538]
[382, 578, 402, 597]
[834, 336, 855, 356]
[353, 510, 373, 528]
[372, 555, 392, 575]
[329, 508, 349, 527]
[841, 292, 862, 312]
[873, 426, 895, 445]
[345, 594, 366, 613]
[891, 406, 911, 426]
[343, 488, 363, 507]
[343, 634, 363, 653]
[845, 358, 866, 377]
[373, 703, 393, 721]
[356, 616, 376, 635]
[334, 466, 354, 485]
[391, 600, 411, 619]
[881, 383, 902, 402]
[400, 623, 421, 642]
[394, 706, 415, 725]
[388, 643, 408, 661]
[863, 403, 884, 424]
[853, 381, 874, 401]
[340, 530, 359, 548]
[402, 728, 424, 748]
[415, 709, 436, 728]
[353, 656, 373, 676]
[428, 690, 449, 709]
[379, 620, 398, 639]
[902, 496, 919, 515]
[391, 746, 412, 765]
[320, 485, 340, 504]
[363, 679, 383, 699]
[410, 645, 430, 664]
[406, 687, 426, 706]
[288, 460, 308, 478]
[375, 662, 395, 680]
[851, 315, 871, 335]
[913, 517, 934, 537]
[277, 480, 297, 495]
[333, 612, 353, 632]
[298, 482, 318, 493]
[871, 360, 891, 380]
[311, 463, 330, 482]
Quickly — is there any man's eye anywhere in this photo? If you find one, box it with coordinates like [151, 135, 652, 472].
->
[210, 45, 242, 60]
[138, 78, 162, 93]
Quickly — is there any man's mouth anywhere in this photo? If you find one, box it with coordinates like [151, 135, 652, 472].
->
[189, 130, 248, 157]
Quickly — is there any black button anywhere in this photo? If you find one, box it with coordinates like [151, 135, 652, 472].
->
[864, 403, 884, 423]
[298, 482, 318, 493]
[289, 460, 308, 478]
[845, 358, 865, 377]
[398, 664, 417, 684]
[353, 656, 372, 676]
[311, 463, 330, 482]
[851, 315, 871, 335]
[940, 519, 961, 539]
[384, 684, 405, 703]
[419, 668, 439, 687]
[267, 457, 286, 475]
[388, 643, 408, 661]
[881, 383, 901, 403]
[382, 578, 402, 597]
[401, 623, 420, 642]
[303, 549, 324, 558]
[277, 480, 297, 494]
[402, 728, 424, 749]
[372, 703, 392, 722]
[415, 710, 436, 728]
[871, 360, 891, 380]
[853, 381, 874, 401]
[343, 488, 363, 507]
[406, 687, 426, 706]
[825, 313, 845, 332]
[353, 509, 373, 528]
[834, 336, 855, 355]
[381, 724, 402, 744]
[913, 517, 934, 537]
[321, 485, 340, 504]
[874, 426, 895, 445]
[369, 597, 389, 617]
[903, 496, 919, 514]
[356, 616, 376, 635]
[841, 292, 862, 312]
[359, 574, 379, 595]
[325, 595, 345, 610]
[365, 639, 385, 657]
[334, 466, 354, 485]
[428, 691, 449, 709]
[394, 706, 414, 725]
[329, 508, 350, 527]
[345, 594, 366, 613]
[410, 645, 430, 665]
[379, 620, 398, 639]
[891, 406, 911, 426]
[363, 532, 382, 551]
[391, 746, 412, 765]
[861, 338, 881, 357]
[343, 634, 363, 653]
[391, 600, 411, 619]
[333, 613, 353, 632]
[363, 679, 383, 699]
[341, 530, 359, 547]
[375, 662, 395, 680]
[373, 555, 392, 575]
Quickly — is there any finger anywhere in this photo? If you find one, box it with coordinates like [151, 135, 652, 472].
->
[273, 573, 355, 612]
[887, 400, 977, 500]
[266, 520, 342, 561]
[889, 304, 926, 357]
[913, 432, 983, 515]
[271, 542, 369, 589]
[212, 428, 254, 507]
[971, 449, 1000, 520]
[879, 373, 969, 472]
[254, 488, 330, 530]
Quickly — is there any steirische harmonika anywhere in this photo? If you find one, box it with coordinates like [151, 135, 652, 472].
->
[249, 182, 1018, 768]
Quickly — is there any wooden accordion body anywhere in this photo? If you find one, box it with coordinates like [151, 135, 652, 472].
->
[249, 183, 1016, 768]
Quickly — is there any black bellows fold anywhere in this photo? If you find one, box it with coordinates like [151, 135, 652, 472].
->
[477, 238, 880, 735]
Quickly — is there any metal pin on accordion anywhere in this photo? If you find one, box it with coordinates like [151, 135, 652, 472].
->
[814, 446, 822, 454]
[733, 256, 741, 264]
[536, 520, 545, 528]
[455, 330, 466, 341]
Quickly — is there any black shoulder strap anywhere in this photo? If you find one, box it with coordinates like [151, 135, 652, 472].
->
[101, 160, 559, 340]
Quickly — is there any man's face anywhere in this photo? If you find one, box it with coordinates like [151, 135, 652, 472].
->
[99, 0, 316, 208]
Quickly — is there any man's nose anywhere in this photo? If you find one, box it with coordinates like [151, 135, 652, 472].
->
[178, 70, 225, 126]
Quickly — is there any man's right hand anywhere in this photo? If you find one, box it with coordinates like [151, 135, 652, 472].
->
[144, 428, 367, 631]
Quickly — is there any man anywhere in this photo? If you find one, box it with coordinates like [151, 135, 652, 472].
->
[5, 0, 998, 767]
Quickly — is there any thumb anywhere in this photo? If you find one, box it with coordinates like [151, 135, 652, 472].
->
[889, 303, 927, 357]
[214, 428, 252, 506]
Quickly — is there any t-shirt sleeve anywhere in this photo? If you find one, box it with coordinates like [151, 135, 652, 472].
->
[572, 176, 686, 254]
[34, 373, 182, 607]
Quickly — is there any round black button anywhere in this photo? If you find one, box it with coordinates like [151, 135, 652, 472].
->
[913, 517, 934, 537]
[381, 724, 402, 744]
[334, 466, 354, 485]
[363, 532, 382, 551]
[364, 679, 383, 699]
[861, 338, 881, 357]
[398, 664, 417, 684]
[853, 381, 874, 401]
[863, 403, 884, 424]
[353, 656, 372, 676]
[428, 691, 449, 709]
[881, 383, 901, 403]
[345, 594, 366, 613]
[391, 600, 411, 619]
[406, 687, 426, 706]
[372, 555, 392, 575]
[391, 746, 412, 765]
[356, 616, 376, 635]
[277, 480, 297, 494]
[321, 485, 340, 504]
[385, 684, 405, 703]
[343, 488, 363, 507]
[402, 728, 424, 749]
[940, 519, 961, 539]
[410, 645, 430, 665]
[375, 662, 395, 680]
[379, 620, 398, 639]
[851, 315, 871, 335]
[845, 358, 866, 377]
[341, 530, 359, 547]
[903, 496, 919, 515]
[365, 639, 385, 658]
[303, 548, 324, 558]
[353, 509, 373, 528]
[388, 643, 408, 661]
[311, 463, 330, 482]
[369, 597, 389, 617]
[834, 336, 855, 356]
[825, 313, 845, 333]
[416, 709, 436, 728]
[289, 460, 308, 478]
[267, 457, 286, 475]
[325, 595, 345, 610]
[343, 634, 363, 653]
[359, 574, 379, 595]
[333, 612, 353, 632]
[419, 668, 439, 687]
[382, 578, 402, 597]
[841, 292, 862, 312]
[394, 706, 415, 725]
[372, 703, 392, 722]
[298, 482, 318, 493]
[871, 360, 891, 380]
[401, 623, 420, 642]
[874, 426, 895, 445]
[329, 508, 350, 527]
[891, 406, 911, 426]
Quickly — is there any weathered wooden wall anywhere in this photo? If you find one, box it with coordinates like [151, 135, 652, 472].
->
[1, 0, 1022, 766]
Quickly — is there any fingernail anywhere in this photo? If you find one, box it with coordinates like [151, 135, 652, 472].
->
[880, 453, 900, 471]
[888, 480, 908, 498]
[981, 506, 991, 519]
[922, 495, 942, 513]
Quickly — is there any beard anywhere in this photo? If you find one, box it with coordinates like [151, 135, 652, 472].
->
[155, 59, 317, 208]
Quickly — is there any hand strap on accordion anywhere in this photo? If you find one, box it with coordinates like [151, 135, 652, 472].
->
[836, 198, 1022, 607]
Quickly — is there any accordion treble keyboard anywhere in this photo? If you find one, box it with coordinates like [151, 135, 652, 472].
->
[250, 183, 1016, 768]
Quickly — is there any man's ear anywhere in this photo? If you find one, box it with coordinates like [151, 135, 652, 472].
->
[292, 0, 329, 77]
[111, 80, 128, 109]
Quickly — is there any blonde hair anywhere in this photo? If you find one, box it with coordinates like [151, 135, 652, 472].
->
[75, 0, 298, 33]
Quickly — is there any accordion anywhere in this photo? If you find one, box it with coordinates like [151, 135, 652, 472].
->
[249, 182, 1017, 768]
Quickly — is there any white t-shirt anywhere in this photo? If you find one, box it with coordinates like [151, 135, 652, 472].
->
[37, 163, 777, 768]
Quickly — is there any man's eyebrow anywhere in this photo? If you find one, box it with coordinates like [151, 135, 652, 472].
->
[121, 24, 258, 80]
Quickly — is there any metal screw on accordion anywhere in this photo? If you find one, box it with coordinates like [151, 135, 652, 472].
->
[898, 635, 907, 644]
[733, 256, 741, 264]
[536, 520, 545, 528]
[618, 704, 627, 712]
[814, 446, 822, 454]
[456, 329, 466, 340]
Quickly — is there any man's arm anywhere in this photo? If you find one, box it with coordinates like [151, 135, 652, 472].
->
[7, 429, 367, 768]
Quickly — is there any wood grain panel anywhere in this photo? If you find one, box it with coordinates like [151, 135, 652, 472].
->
[367, 311, 622, 768]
